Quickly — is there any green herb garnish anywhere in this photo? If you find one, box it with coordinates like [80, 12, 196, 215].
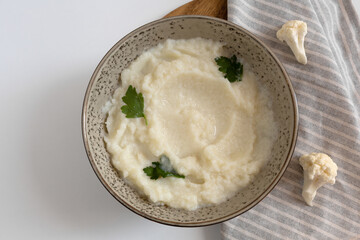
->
[215, 55, 243, 82]
[121, 85, 148, 125]
[143, 155, 185, 180]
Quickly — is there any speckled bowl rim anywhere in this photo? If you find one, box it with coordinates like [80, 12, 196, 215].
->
[82, 15, 299, 227]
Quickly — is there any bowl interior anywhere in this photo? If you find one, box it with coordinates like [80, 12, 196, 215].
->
[82, 16, 298, 226]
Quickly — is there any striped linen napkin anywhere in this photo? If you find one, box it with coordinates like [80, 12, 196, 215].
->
[222, 0, 360, 239]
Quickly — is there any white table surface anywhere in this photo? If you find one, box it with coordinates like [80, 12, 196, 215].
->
[1, 1, 359, 239]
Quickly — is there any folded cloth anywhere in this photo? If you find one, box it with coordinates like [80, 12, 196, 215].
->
[223, 0, 360, 239]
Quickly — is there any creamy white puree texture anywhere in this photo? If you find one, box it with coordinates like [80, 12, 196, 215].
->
[104, 38, 278, 210]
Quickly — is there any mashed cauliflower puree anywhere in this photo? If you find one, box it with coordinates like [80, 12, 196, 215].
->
[104, 38, 277, 210]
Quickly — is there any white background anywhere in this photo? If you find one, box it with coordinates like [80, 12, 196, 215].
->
[1, 1, 359, 239]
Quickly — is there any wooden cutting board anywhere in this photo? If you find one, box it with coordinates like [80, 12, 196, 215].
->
[164, 0, 227, 20]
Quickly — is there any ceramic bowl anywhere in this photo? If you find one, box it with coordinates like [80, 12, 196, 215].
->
[82, 15, 298, 226]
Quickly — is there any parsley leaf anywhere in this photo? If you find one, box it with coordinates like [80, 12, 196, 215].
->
[121, 85, 148, 125]
[143, 155, 185, 180]
[215, 55, 243, 82]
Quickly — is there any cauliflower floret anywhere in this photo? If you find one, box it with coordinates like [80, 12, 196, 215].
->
[276, 20, 308, 65]
[299, 153, 338, 206]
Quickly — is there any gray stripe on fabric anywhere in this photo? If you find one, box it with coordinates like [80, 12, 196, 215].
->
[328, 0, 360, 107]
[298, 114, 360, 148]
[327, 1, 360, 84]
[223, 221, 264, 240]
[315, 0, 360, 104]
[241, 211, 312, 240]
[342, 0, 360, 43]
[256, 203, 339, 240]
[269, 186, 359, 236]
[297, 101, 359, 133]
[338, 0, 360, 61]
